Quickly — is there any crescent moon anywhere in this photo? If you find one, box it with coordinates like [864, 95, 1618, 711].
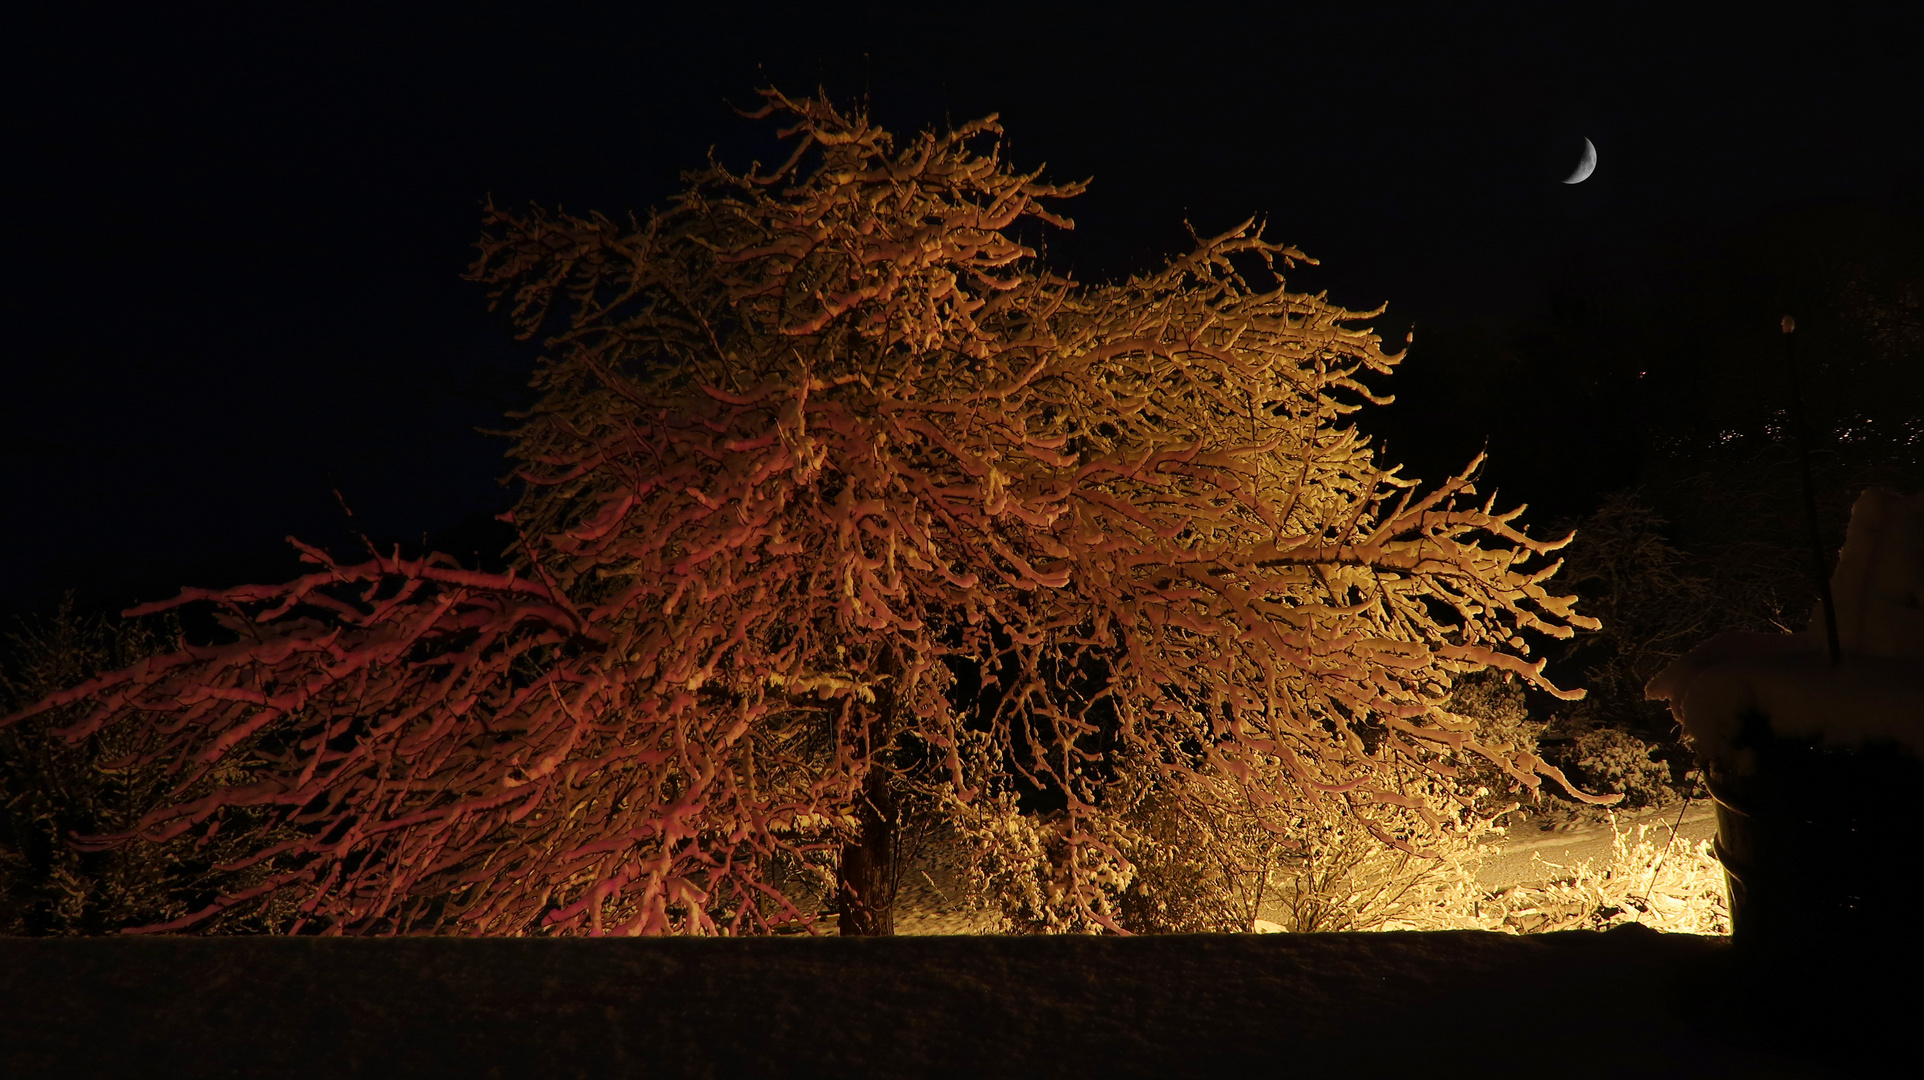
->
[1562, 138, 1597, 184]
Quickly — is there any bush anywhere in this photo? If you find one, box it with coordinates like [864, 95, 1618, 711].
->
[959, 722, 1515, 935]
[1558, 726, 1675, 810]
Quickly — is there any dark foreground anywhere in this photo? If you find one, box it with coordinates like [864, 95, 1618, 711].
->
[0, 927, 1904, 1078]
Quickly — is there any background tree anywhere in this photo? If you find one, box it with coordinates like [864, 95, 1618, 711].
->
[1530, 204, 1924, 807]
[0, 600, 303, 933]
[2, 92, 1610, 937]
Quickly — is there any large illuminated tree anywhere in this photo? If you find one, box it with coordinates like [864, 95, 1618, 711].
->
[2, 91, 1608, 936]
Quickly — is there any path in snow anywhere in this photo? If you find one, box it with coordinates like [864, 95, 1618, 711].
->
[1478, 799, 1720, 891]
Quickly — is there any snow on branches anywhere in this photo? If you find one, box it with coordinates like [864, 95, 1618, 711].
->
[2, 91, 1608, 936]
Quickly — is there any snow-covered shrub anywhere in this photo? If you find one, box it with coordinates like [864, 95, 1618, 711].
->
[1266, 798, 1500, 933]
[953, 797, 1136, 935]
[1561, 727, 1675, 809]
[1444, 671, 1547, 807]
[952, 743, 1516, 935]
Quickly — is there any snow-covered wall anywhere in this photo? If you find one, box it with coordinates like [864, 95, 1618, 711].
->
[1646, 487, 1924, 763]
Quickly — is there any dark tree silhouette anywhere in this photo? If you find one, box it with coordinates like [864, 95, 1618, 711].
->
[0, 600, 304, 934]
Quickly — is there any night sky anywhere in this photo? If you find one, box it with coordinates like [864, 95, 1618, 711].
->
[7, 3, 1922, 621]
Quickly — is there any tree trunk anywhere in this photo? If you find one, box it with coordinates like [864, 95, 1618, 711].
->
[837, 648, 899, 936]
[835, 763, 896, 935]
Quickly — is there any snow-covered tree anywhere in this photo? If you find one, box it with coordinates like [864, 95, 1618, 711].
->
[1, 92, 1609, 936]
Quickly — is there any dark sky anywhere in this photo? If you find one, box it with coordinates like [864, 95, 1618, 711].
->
[6, 2, 1922, 620]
